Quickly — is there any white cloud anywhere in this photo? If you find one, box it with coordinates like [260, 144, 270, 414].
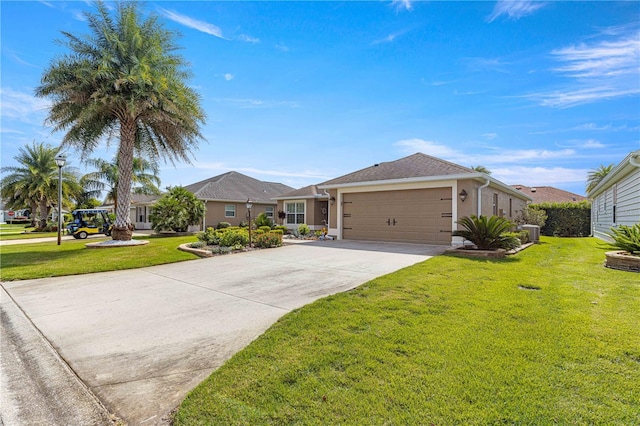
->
[579, 139, 606, 149]
[224, 73, 234, 81]
[0, 87, 50, 124]
[275, 44, 290, 52]
[483, 133, 498, 140]
[391, 0, 412, 12]
[191, 162, 331, 181]
[214, 98, 299, 109]
[237, 34, 260, 43]
[159, 8, 225, 39]
[527, 30, 640, 108]
[394, 138, 576, 166]
[491, 166, 589, 186]
[487, 0, 546, 23]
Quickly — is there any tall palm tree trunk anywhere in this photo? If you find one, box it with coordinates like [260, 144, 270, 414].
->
[29, 200, 38, 227]
[38, 198, 48, 229]
[111, 119, 136, 240]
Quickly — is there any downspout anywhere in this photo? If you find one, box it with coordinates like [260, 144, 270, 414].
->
[323, 189, 331, 230]
[477, 177, 490, 216]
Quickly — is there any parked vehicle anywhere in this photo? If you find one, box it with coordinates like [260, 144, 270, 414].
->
[67, 209, 112, 239]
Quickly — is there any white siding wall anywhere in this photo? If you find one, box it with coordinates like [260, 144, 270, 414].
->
[592, 168, 640, 241]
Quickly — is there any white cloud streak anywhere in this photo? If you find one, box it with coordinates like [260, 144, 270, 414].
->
[224, 73, 234, 81]
[159, 8, 225, 39]
[237, 34, 260, 43]
[487, 0, 546, 23]
[191, 162, 331, 180]
[0, 87, 50, 125]
[527, 29, 640, 108]
[391, 0, 412, 12]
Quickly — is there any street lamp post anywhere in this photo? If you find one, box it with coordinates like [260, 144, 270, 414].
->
[246, 199, 253, 248]
[55, 154, 66, 246]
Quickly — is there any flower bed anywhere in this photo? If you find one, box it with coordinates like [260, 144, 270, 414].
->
[605, 251, 640, 273]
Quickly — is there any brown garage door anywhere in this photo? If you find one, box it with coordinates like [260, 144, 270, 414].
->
[342, 188, 452, 244]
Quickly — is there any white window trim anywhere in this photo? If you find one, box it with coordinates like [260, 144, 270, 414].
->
[265, 206, 274, 218]
[285, 200, 306, 225]
[225, 204, 236, 218]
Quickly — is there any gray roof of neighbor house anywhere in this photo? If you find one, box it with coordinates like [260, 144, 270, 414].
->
[318, 152, 474, 186]
[273, 185, 329, 200]
[511, 185, 586, 204]
[184, 171, 294, 204]
[318, 152, 532, 201]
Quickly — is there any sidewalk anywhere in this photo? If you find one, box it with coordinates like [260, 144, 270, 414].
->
[0, 231, 154, 246]
[1, 286, 115, 425]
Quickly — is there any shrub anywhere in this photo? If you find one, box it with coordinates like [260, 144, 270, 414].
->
[298, 223, 310, 236]
[239, 220, 248, 228]
[219, 228, 249, 247]
[270, 229, 284, 235]
[254, 232, 283, 249]
[514, 205, 547, 228]
[254, 213, 273, 228]
[502, 232, 524, 250]
[453, 215, 516, 250]
[197, 227, 222, 245]
[259, 225, 272, 233]
[189, 241, 206, 249]
[254, 229, 266, 235]
[608, 224, 640, 255]
[534, 201, 591, 237]
[150, 186, 205, 232]
[216, 221, 231, 229]
[274, 225, 288, 234]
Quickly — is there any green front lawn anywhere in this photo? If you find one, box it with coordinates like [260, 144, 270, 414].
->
[0, 223, 57, 240]
[175, 237, 639, 425]
[0, 235, 200, 280]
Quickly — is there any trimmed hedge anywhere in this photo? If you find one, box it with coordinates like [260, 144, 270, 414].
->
[533, 201, 591, 237]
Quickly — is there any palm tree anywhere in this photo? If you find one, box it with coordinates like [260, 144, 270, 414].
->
[471, 165, 492, 175]
[586, 164, 614, 194]
[0, 142, 80, 228]
[36, 1, 205, 240]
[83, 157, 162, 213]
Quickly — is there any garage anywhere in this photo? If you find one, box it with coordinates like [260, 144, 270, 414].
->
[342, 187, 452, 244]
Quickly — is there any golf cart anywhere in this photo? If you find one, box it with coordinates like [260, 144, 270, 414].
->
[67, 209, 113, 239]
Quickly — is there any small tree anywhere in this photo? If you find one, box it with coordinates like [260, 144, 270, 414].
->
[514, 205, 547, 228]
[150, 187, 204, 233]
[254, 212, 273, 228]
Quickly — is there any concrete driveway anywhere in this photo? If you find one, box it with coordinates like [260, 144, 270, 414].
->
[1, 240, 446, 425]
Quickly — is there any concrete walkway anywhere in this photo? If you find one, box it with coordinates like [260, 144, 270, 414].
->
[1, 240, 446, 425]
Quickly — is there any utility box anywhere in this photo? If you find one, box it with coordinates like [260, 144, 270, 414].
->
[522, 224, 540, 243]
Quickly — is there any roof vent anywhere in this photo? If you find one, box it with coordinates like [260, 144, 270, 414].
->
[374, 163, 379, 167]
[531, 187, 537, 192]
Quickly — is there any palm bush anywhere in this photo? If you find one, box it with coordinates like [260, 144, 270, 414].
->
[254, 212, 273, 228]
[453, 215, 516, 250]
[609, 224, 640, 255]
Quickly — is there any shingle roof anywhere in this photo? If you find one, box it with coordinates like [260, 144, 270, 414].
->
[511, 185, 586, 204]
[274, 184, 329, 200]
[318, 153, 474, 186]
[184, 171, 294, 204]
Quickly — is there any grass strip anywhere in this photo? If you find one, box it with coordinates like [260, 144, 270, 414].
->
[175, 237, 639, 425]
[0, 235, 199, 281]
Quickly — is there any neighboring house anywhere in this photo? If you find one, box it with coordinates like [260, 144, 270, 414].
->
[130, 194, 161, 230]
[317, 153, 532, 245]
[588, 150, 640, 242]
[100, 193, 161, 230]
[273, 185, 329, 231]
[184, 171, 294, 229]
[511, 185, 586, 204]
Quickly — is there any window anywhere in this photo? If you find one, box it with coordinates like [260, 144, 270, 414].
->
[492, 193, 499, 216]
[225, 205, 236, 218]
[509, 198, 513, 217]
[286, 202, 305, 224]
[137, 206, 146, 223]
[265, 206, 274, 218]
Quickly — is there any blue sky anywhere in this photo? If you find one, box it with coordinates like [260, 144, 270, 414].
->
[1, 1, 639, 197]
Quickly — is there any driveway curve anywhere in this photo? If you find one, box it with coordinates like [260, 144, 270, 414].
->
[2, 240, 445, 425]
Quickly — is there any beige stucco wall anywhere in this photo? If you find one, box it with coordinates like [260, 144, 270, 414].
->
[275, 198, 329, 230]
[203, 201, 275, 229]
[455, 179, 527, 226]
